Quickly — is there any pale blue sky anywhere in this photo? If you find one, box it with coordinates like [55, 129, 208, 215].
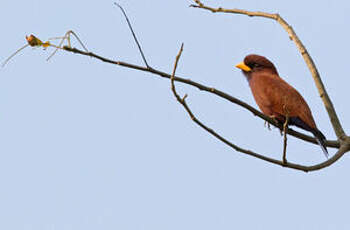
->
[1, 0, 350, 229]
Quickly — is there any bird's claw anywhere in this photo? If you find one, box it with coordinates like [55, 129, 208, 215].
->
[264, 121, 272, 130]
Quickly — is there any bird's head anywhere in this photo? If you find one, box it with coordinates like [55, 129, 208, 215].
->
[235, 54, 278, 80]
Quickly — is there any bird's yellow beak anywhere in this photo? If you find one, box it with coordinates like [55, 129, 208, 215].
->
[235, 62, 251, 72]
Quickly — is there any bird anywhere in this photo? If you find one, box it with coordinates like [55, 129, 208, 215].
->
[235, 54, 328, 157]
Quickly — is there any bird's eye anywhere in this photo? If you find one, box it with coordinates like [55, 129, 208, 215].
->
[253, 63, 260, 68]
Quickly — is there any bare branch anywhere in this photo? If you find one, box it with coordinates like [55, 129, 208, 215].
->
[191, 0, 346, 141]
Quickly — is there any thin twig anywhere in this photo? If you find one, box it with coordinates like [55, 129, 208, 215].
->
[190, 0, 346, 141]
[170, 43, 185, 101]
[282, 115, 289, 164]
[114, 2, 150, 68]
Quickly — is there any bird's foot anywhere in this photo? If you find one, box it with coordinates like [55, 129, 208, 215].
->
[264, 121, 272, 130]
[266, 115, 284, 135]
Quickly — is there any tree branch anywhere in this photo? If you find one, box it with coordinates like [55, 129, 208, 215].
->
[190, 0, 347, 141]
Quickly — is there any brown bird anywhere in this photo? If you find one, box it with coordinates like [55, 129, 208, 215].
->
[235, 54, 328, 157]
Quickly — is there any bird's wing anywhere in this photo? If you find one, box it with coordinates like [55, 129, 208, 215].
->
[249, 73, 317, 129]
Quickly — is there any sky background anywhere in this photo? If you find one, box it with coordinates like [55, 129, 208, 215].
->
[1, 0, 350, 229]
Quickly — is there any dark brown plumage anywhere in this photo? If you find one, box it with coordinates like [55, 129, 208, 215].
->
[236, 54, 328, 157]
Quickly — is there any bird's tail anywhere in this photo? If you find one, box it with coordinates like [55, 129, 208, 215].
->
[312, 129, 328, 158]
